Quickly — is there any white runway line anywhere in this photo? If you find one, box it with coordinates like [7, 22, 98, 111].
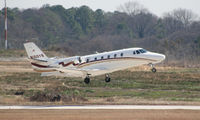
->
[0, 105, 200, 110]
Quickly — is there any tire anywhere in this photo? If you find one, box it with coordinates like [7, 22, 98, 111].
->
[84, 77, 90, 84]
[151, 68, 157, 73]
[105, 77, 111, 82]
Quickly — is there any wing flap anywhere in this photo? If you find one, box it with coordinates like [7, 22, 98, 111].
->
[55, 68, 86, 77]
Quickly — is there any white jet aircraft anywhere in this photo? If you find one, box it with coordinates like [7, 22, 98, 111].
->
[24, 42, 165, 84]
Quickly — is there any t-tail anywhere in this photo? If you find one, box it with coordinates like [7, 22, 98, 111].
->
[24, 42, 76, 75]
[24, 42, 48, 62]
[24, 42, 55, 73]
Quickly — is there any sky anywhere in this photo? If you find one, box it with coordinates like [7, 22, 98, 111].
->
[0, 0, 200, 17]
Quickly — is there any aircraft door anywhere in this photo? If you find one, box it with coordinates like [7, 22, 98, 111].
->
[74, 57, 85, 64]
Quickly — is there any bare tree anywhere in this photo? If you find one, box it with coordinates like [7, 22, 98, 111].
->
[117, 1, 149, 16]
[117, 1, 155, 38]
[164, 8, 198, 27]
[162, 16, 183, 34]
[132, 13, 157, 38]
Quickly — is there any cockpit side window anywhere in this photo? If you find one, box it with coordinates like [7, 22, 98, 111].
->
[136, 50, 140, 54]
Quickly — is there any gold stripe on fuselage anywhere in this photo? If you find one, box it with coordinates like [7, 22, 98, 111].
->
[33, 69, 57, 73]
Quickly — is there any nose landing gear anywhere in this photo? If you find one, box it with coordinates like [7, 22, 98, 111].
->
[149, 63, 157, 73]
[151, 67, 157, 73]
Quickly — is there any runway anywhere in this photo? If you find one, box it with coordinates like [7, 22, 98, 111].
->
[1, 105, 200, 110]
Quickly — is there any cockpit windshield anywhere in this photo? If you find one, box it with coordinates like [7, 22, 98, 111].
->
[139, 49, 147, 53]
[133, 49, 147, 55]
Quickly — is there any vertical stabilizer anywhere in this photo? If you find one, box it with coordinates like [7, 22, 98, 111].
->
[24, 42, 48, 61]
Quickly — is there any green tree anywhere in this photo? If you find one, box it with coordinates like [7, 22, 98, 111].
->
[75, 6, 95, 34]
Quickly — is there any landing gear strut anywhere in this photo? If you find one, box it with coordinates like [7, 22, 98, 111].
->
[149, 63, 157, 73]
[105, 74, 111, 83]
[84, 74, 90, 84]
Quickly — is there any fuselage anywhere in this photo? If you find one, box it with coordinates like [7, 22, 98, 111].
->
[33, 47, 165, 77]
[77, 48, 165, 76]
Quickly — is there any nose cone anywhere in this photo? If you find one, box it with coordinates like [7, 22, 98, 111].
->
[159, 54, 166, 61]
[154, 53, 165, 62]
[148, 52, 166, 63]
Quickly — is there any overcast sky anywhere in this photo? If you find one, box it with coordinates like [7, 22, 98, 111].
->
[0, 0, 200, 17]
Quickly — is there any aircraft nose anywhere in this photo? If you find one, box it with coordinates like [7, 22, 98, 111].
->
[150, 53, 166, 62]
[159, 54, 166, 61]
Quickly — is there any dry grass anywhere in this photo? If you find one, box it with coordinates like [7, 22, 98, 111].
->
[0, 60, 200, 105]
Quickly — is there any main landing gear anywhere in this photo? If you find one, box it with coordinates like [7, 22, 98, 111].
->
[151, 67, 157, 73]
[84, 74, 91, 84]
[84, 74, 111, 84]
[105, 74, 111, 83]
[149, 63, 157, 73]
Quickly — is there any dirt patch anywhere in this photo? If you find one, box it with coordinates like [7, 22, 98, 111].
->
[0, 60, 32, 73]
[0, 66, 33, 73]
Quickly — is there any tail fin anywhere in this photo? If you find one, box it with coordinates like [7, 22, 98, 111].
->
[24, 42, 48, 61]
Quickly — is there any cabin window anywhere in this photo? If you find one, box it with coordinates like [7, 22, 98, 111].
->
[78, 57, 82, 63]
[133, 51, 136, 55]
[101, 56, 104, 60]
[136, 50, 140, 54]
[114, 54, 117, 58]
[95, 57, 97, 61]
[107, 55, 110, 59]
[120, 53, 123, 57]
[86, 58, 89, 63]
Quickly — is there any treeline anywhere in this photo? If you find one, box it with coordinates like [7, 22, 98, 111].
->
[0, 2, 200, 66]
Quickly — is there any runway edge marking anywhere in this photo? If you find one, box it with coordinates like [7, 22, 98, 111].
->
[1, 105, 200, 110]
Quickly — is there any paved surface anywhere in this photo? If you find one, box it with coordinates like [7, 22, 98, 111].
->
[1, 105, 200, 110]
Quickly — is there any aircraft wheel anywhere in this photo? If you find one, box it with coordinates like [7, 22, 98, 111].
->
[105, 77, 111, 82]
[151, 68, 157, 73]
[84, 77, 90, 84]
[105, 74, 111, 82]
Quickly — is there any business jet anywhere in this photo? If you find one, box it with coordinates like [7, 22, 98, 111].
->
[24, 42, 165, 84]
